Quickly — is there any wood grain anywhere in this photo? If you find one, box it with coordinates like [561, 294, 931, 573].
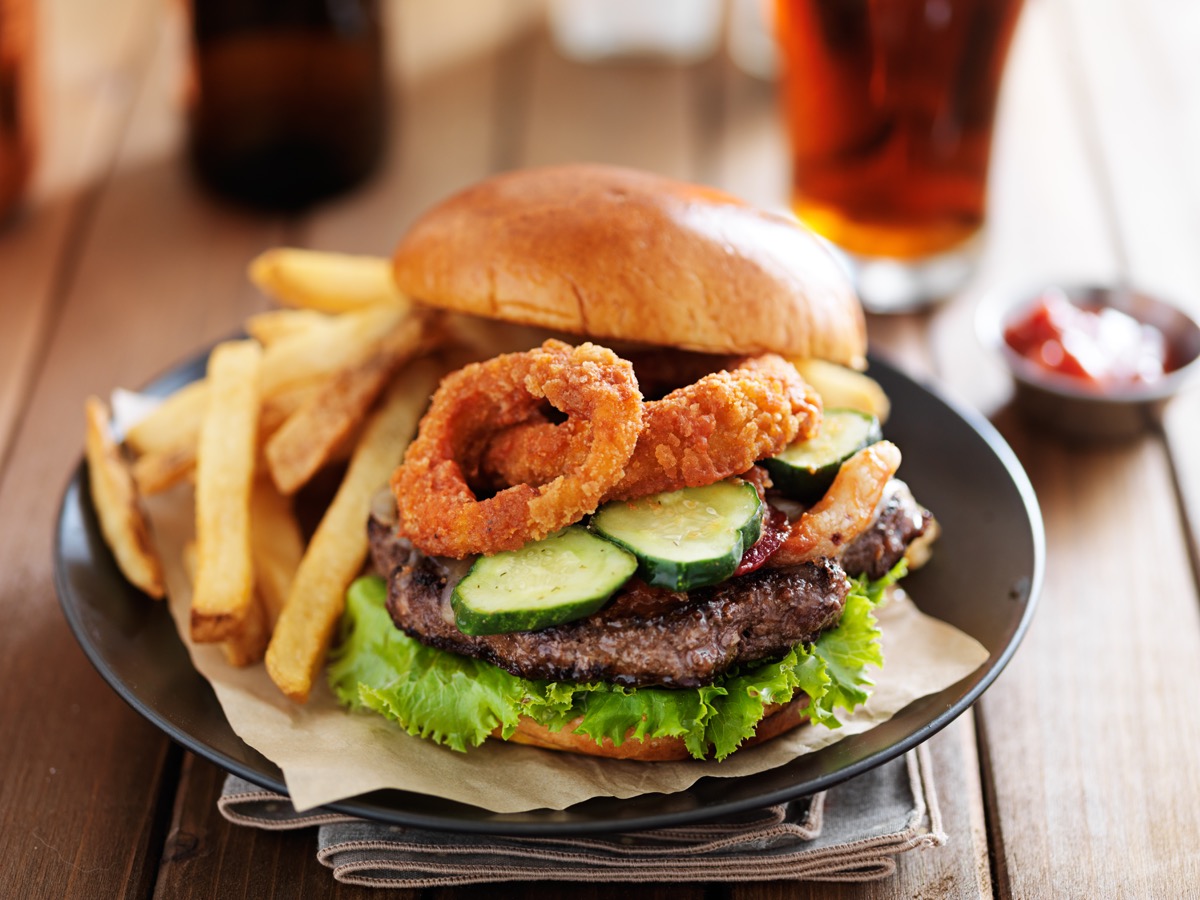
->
[7, 0, 1200, 897]
[976, 434, 1200, 897]
[150, 5, 515, 895]
[0, 3, 186, 898]
[960, 2, 1200, 896]
[517, 22, 698, 178]
[0, 7, 281, 898]
[0, 0, 164, 469]
[154, 754, 389, 900]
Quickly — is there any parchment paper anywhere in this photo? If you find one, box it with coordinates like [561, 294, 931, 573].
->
[144, 488, 988, 814]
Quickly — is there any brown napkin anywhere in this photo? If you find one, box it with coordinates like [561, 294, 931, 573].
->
[217, 745, 944, 887]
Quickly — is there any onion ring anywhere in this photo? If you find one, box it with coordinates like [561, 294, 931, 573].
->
[477, 353, 821, 502]
[391, 340, 643, 558]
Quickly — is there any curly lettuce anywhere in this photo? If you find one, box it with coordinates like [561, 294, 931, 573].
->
[328, 565, 903, 760]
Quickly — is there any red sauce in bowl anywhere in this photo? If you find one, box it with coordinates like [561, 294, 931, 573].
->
[1003, 290, 1172, 387]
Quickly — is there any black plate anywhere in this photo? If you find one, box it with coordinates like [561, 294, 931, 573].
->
[55, 351, 1043, 836]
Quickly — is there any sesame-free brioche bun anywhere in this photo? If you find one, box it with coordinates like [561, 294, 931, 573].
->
[500, 698, 810, 761]
[392, 164, 866, 368]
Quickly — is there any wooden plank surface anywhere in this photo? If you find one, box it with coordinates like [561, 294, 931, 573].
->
[148, 7, 516, 897]
[0, 0, 162, 467]
[941, 1, 1200, 895]
[517, 23, 698, 176]
[1064, 0, 1200, 685]
[0, 2, 184, 898]
[977, 440, 1200, 897]
[5, 0, 1200, 896]
[0, 7, 282, 899]
[154, 754, 387, 900]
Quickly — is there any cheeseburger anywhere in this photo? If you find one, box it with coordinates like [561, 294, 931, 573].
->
[328, 165, 936, 761]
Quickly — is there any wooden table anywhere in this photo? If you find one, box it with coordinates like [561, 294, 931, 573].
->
[5, 0, 1200, 896]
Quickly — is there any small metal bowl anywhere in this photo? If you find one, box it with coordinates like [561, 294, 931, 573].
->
[980, 283, 1200, 440]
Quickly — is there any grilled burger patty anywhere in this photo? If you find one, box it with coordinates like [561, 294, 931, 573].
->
[367, 481, 930, 689]
[838, 480, 933, 580]
[383, 540, 848, 689]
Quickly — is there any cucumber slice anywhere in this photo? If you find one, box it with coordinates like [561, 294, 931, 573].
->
[451, 526, 637, 636]
[590, 481, 763, 592]
[763, 408, 883, 502]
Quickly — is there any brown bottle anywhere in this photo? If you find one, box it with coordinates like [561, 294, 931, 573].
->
[186, 0, 386, 211]
[0, 0, 35, 224]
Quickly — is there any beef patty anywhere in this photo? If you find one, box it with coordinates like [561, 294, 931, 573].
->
[374, 527, 848, 688]
[840, 480, 933, 580]
[366, 478, 931, 689]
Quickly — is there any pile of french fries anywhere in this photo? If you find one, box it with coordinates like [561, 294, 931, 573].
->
[85, 249, 446, 702]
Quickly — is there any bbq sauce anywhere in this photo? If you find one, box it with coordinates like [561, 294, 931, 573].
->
[186, 0, 386, 211]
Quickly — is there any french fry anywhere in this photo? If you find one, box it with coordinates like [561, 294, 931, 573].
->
[265, 357, 445, 702]
[124, 379, 208, 457]
[84, 396, 165, 599]
[219, 597, 270, 665]
[249, 248, 407, 313]
[249, 478, 304, 628]
[219, 594, 271, 667]
[132, 380, 324, 496]
[259, 302, 414, 396]
[244, 308, 333, 347]
[259, 380, 323, 439]
[217, 477, 304, 663]
[184, 540, 272, 667]
[264, 314, 431, 495]
[132, 444, 196, 496]
[191, 340, 262, 644]
[126, 304, 413, 486]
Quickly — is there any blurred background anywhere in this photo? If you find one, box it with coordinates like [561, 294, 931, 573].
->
[5, 0, 1199, 417]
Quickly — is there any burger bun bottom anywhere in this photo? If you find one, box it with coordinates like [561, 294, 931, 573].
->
[495, 696, 810, 761]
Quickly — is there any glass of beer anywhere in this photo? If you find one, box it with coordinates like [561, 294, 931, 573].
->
[775, 0, 1024, 312]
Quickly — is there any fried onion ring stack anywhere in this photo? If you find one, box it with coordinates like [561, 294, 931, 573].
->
[391, 340, 643, 558]
[391, 342, 826, 558]
[476, 352, 822, 502]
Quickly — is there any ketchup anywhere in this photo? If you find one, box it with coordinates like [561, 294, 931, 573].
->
[1003, 290, 1171, 387]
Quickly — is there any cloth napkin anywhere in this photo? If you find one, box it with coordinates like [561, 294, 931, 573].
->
[217, 745, 944, 887]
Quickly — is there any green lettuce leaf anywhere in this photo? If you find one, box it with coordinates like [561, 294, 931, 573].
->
[328, 567, 896, 760]
[328, 578, 529, 751]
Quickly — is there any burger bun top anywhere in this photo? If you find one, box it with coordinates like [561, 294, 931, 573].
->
[392, 164, 866, 368]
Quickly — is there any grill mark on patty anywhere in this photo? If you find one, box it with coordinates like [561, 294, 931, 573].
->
[372, 522, 849, 688]
[365, 477, 932, 689]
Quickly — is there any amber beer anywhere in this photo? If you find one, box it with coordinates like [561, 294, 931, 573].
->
[187, 0, 386, 211]
[775, 0, 1023, 261]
